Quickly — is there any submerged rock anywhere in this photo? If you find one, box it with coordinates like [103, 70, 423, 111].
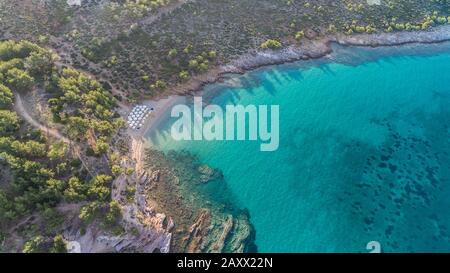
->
[143, 148, 257, 253]
[198, 164, 223, 183]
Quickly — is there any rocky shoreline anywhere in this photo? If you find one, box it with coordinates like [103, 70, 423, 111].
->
[128, 25, 450, 253]
[142, 149, 257, 253]
[164, 25, 450, 99]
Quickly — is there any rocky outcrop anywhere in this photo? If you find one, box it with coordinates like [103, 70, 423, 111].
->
[61, 169, 173, 253]
[197, 165, 223, 183]
[143, 148, 257, 253]
[114, 171, 173, 253]
[211, 215, 233, 253]
[168, 25, 450, 99]
[177, 208, 254, 253]
[181, 209, 211, 253]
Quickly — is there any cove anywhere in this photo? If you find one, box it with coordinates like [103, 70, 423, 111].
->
[170, 96, 280, 151]
[146, 42, 450, 253]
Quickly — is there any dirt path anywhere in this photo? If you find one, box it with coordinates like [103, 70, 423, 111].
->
[13, 93, 71, 144]
[13, 92, 96, 177]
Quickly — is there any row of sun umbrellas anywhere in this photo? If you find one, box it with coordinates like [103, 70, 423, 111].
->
[127, 105, 153, 130]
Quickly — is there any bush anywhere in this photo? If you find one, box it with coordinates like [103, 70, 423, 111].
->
[260, 39, 282, 50]
[50, 235, 67, 253]
[179, 70, 190, 81]
[0, 84, 13, 109]
[0, 110, 19, 135]
[6, 68, 35, 92]
[295, 31, 305, 40]
[22, 236, 45, 253]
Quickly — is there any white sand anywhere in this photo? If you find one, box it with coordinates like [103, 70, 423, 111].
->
[367, 0, 381, 5]
[67, 0, 81, 6]
[131, 95, 187, 139]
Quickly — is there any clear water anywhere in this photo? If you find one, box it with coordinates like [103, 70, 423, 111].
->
[147, 43, 450, 253]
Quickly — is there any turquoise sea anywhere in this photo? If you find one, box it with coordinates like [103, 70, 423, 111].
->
[147, 43, 450, 252]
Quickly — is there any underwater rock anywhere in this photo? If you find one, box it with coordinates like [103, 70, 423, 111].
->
[143, 148, 257, 253]
[179, 209, 254, 253]
[198, 164, 223, 183]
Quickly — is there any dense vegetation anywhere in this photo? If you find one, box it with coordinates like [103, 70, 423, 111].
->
[0, 40, 123, 252]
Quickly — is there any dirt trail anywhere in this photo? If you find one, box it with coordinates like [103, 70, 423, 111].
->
[13, 92, 95, 177]
[13, 93, 71, 144]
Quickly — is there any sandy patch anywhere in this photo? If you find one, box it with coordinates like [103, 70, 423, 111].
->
[367, 0, 381, 5]
[67, 0, 81, 6]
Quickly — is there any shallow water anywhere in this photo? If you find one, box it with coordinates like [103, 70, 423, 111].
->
[147, 43, 450, 252]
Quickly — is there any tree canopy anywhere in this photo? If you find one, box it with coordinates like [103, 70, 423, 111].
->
[0, 84, 13, 109]
[0, 39, 123, 252]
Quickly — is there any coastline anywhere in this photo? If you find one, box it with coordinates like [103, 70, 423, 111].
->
[129, 95, 187, 173]
[128, 96, 186, 139]
[132, 25, 450, 140]
[146, 43, 450, 253]
[174, 24, 450, 92]
[125, 25, 450, 253]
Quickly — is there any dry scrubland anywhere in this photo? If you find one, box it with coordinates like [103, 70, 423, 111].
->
[2, 0, 450, 102]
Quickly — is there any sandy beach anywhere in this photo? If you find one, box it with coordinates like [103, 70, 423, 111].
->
[128, 24, 450, 141]
[130, 95, 187, 139]
[127, 94, 189, 168]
